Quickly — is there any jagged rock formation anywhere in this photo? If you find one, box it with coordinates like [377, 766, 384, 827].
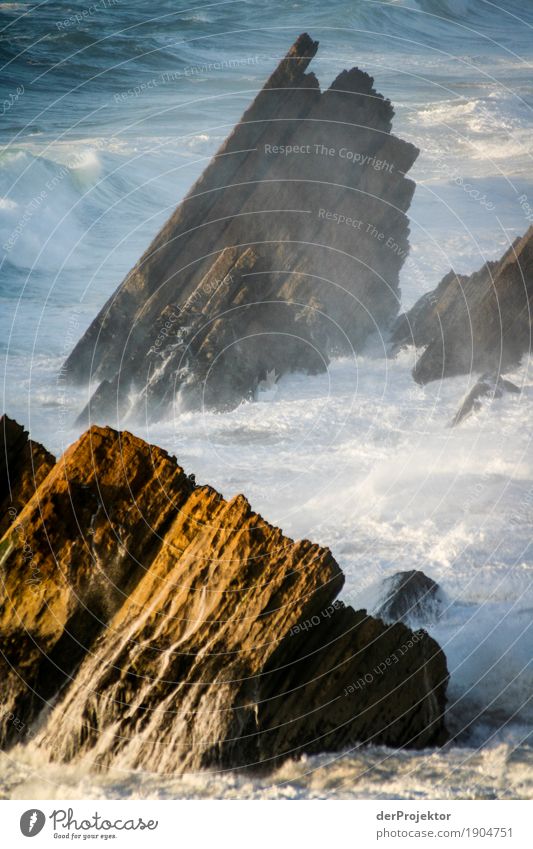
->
[65, 33, 418, 421]
[392, 226, 533, 384]
[451, 373, 520, 426]
[375, 570, 444, 627]
[0, 414, 55, 537]
[0, 425, 192, 748]
[0, 424, 448, 768]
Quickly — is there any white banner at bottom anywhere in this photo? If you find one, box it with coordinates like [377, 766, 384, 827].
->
[1, 799, 530, 848]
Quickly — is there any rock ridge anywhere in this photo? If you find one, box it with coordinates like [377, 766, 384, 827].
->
[392, 226, 533, 384]
[0, 420, 448, 769]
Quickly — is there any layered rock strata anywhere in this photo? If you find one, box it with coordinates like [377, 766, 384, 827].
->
[65, 33, 418, 419]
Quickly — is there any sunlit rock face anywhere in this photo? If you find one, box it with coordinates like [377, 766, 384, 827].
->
[64, 33, 419, 421]
[0, 424, 448, 769]
[392, 226, 533, 385]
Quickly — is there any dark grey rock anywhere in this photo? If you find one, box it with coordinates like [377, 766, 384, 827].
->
[64, 33, 418, 421]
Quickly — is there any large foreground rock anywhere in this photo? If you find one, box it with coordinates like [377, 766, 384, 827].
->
[0, 414, 55, 537]
[0, 425, 447, 769]
[392, 226, 533, 383]
[65, 33, 418, 420]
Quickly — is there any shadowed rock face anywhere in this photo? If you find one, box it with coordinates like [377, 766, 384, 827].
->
[0, 424, 448, 768]
[65, 32, 418, 421]
[392, 226, 533, 384]
[0, 415, 55, 537]
[0, 426, 194, 747]
[375, 570, 443, 627]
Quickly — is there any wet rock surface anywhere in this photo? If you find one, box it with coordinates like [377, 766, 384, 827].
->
[65, 33, 418, 420]
[0, 414, 55, 537]
[0, 425, 194, 747]
[0, 423, 448, 769]
[392, 226, 533, 384]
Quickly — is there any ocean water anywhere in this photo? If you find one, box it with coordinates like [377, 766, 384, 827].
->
[1, 0, 533, 799]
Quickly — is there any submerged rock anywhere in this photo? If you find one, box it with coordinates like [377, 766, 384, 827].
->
[375, 570, 443, 627]
[65, 33, 418, 421]
[0, 424, 448, 768]
[451, 373, 520, 426]
[392, 226, 533, 384]
[0, 414, 55, 537]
